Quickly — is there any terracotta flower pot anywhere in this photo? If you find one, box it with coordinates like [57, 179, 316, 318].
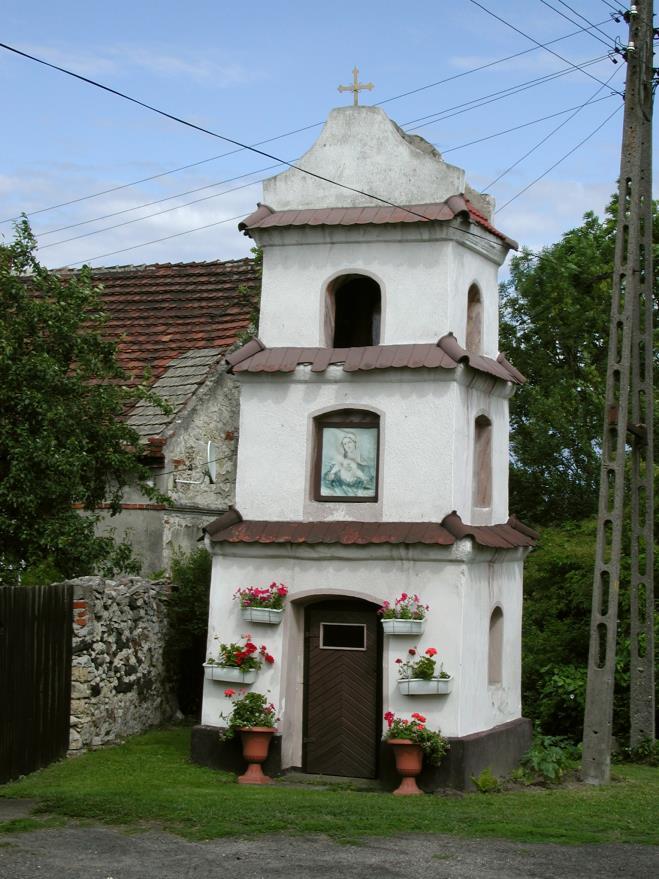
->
[387, 738, 424, 795]
[238, 727, 276, 785]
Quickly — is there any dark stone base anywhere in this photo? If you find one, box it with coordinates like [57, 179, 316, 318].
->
[191, 717, 531, 792]
[191, 724, 283, 776]
[380, 717, 533, 792]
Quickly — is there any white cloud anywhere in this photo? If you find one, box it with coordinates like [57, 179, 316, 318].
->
[110, 45, 258, 86]
[20, 41, 258, 86]
[18, 44, 118, 77]
[31, 177, 260, 268]
[493, 179, 615, 254]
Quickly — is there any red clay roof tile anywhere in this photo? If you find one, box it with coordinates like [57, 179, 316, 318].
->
[59, 259, 259, 388]
[238, 197, 517, 249]
[226, 334, 525, 385]
[204, 510, 536, 549]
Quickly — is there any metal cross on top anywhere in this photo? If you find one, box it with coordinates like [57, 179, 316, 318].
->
[337, 66, 374, 106]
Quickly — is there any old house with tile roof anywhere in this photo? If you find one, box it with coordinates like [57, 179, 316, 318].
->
[194, 105, 536, 789]
[71, 257, 260, 573]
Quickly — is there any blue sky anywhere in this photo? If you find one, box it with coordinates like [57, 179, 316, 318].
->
[1, 0, 653, 268]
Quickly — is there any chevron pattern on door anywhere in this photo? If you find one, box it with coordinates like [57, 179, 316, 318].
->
[304, 601, 381, 778]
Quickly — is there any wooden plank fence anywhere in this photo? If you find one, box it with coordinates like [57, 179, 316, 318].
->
[0, 584, 73, 784]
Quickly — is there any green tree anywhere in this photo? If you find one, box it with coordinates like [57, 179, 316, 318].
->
[500, 197, 658, 525]
[165, 548, 212, 717]
[0, 220, 164, 582]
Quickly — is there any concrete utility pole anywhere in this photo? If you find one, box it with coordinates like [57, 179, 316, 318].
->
[582, 0, 655, 785]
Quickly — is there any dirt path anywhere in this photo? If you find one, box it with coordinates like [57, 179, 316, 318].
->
[0, 816, 655, 879]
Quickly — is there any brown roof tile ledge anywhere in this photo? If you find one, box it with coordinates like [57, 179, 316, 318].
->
[203, 510, 538, 550]
[238, 196, 518, 251]
[225, 333, 525, 385]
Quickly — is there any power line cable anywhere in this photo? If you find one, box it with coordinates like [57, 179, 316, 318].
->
[403, 55, 611, 131]
[38, 174, 277, 251]
[537, 0, 617, 48]
[496, 102, 623, 212]
[2, 44, 618, 265]
[374, 17, 617, 105]
[62, 213, 248, 267]
[439, 91, 617, 153]
[37, 93, 621, 247]
[599, 0, 624, 14]
[0, 134, 315, 227]
[467, 0, 624, 94]
[33, 56, 612, 242]
[553, 0, 621, 44]
[0, 41, 452, 228]
[483, 65, 621, 189]
[0, 16, 617, 225]
[38, 56, 608, 242]
[46, 80, 621, 255]
[35, 162, 284, 237]
[1, 40, 617, 251]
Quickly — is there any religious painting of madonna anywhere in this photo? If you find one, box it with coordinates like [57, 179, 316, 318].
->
[318, 426, 378, 499]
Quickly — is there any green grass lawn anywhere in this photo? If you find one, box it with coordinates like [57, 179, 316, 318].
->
[1, 726, 657, 844]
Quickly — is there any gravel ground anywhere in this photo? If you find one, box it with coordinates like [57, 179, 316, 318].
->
[0, 800, 655, 879]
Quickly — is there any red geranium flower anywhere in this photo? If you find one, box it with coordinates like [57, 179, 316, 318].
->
[408, 648, 416, 656]
[265, 653, 275, 664]
[425, 647, 437, 657]
[411, 712, 426, 723]
[384, 711, 395, 729]
[224, 688, 236, 697]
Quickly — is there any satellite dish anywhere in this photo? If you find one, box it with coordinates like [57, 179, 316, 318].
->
[207, 441, 219, 484]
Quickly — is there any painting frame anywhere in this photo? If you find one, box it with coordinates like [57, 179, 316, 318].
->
[313, 414, 380, 503]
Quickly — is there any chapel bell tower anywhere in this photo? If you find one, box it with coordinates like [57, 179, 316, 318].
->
[195, 102, 536, 789]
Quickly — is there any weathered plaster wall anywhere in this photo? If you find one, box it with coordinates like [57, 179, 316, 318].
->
[234, 369, 512, 525]
[92, 368, 240, 574]
[201, 542, 526, 768]
[68, 576, 175, 753]
[91, 505, 166, 577]
[159, 368, 240, 569]
[263, 106, 466, 210]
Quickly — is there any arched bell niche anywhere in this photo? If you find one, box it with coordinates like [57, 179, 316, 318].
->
[324, 273, 381, 347]
[466, 283, 483, 354]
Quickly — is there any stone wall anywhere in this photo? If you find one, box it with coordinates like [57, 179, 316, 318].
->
[67, 576, 176, 753]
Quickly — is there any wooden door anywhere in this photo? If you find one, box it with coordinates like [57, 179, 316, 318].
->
[303, 600, 381, 778]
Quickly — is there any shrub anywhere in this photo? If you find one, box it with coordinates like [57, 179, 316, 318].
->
[613, 738, 659, 767]
[471, 767, 502, 793]
[518, 735, 581, 784]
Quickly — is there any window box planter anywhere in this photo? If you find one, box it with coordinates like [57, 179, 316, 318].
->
[240, 607, 283, 625]
[381, 618, 424, 636]
[397, 676, 453, 696]
[203, 664, 258, 685]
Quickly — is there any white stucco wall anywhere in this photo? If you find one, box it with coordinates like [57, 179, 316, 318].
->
[255, 229, 505, 358]
[452, 381, 511, 524]
[234, 368, 511, 525]
[201, 542, 525, 768]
